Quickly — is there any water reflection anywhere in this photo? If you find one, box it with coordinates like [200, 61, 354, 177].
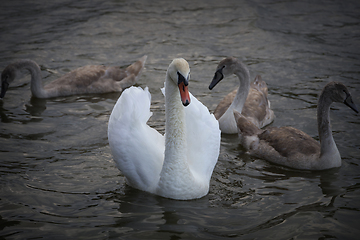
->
[108, 156, 347, 238]
[112, 186, 215, 238]
[25, 97, 47, 116]
[0, 101, 10, 123]
[318, 169, 343, 197]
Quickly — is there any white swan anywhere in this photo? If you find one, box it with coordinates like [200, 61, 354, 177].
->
[233, 82, 358, 170]
[0, 55, 147, 99]
[209, 57, 275, 134]
[108, 58, 220, 200]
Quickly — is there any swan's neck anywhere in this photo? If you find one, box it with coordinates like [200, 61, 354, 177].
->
[163, 74, 188, 169]
[317, 93, 341, 167]
[157, 74, 195, 198]
[16, 60, 47, 98]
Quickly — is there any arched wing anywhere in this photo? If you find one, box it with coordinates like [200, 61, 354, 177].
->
[108, 86, 164, 192]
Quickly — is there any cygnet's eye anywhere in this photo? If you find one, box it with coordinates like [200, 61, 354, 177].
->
[2, 74, 9, 81]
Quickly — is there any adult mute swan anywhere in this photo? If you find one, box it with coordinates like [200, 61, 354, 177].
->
[0, 55, 147, 99]
[234, 82, 358, 170]
[209, 57, 275, 134]
[108, 58, 220, 200]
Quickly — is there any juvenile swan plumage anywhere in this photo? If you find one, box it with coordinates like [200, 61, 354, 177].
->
[0, 56, 147, 99]
[234, 82, 358, 170]
[209, 57, 275, 134]
[108, 58, 220, 200]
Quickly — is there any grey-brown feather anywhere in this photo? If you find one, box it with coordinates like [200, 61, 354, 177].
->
[258, 127, 320, 158]
[234, 81, 357, 170]
[1, 56, 146, 98]
[215, 75, 272, 128]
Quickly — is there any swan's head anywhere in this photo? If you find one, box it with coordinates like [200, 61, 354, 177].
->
[209, 57, 241, 90]
[168, 58, 191, 106]
[0, 64, 16, 99]
[324, 81, 358, 113]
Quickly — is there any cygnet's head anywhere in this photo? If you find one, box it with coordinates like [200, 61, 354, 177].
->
[323, 81, 358, 113]
[0, 64, 17, 99]
[209, 57, 245, 90]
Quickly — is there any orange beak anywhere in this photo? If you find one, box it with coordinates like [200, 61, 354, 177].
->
[178, 81, 190, 106]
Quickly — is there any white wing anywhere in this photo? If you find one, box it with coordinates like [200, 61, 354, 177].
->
[185, 92, 221, 183]
[108, 86, 164, 193]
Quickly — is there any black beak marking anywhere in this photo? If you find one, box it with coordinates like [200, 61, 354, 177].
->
[344, 94, 359, 113]
[209, 66, 224, 90]
[177, 71, 188, 86]
[0, 80, 9, 99]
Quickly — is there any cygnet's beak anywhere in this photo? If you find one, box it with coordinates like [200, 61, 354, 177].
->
[344, 94, 359, 113]
[209, 67, 224, 90]
[0, 80, 9, 99]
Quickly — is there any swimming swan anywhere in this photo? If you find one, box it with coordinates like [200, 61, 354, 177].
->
[108, 58, 220, 200]
[209, 57, 275, 134]
[0, 55, 147, 99]
[234, 82, 358, 170]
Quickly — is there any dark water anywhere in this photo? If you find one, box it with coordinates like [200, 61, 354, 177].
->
[1, 0, 360, 239]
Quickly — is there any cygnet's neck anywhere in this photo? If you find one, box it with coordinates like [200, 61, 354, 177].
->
[15, 60, 47, 98]
[220, 61, 250, 133]
[317, 91, 341, 167]
[231, 62, 251, 113]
